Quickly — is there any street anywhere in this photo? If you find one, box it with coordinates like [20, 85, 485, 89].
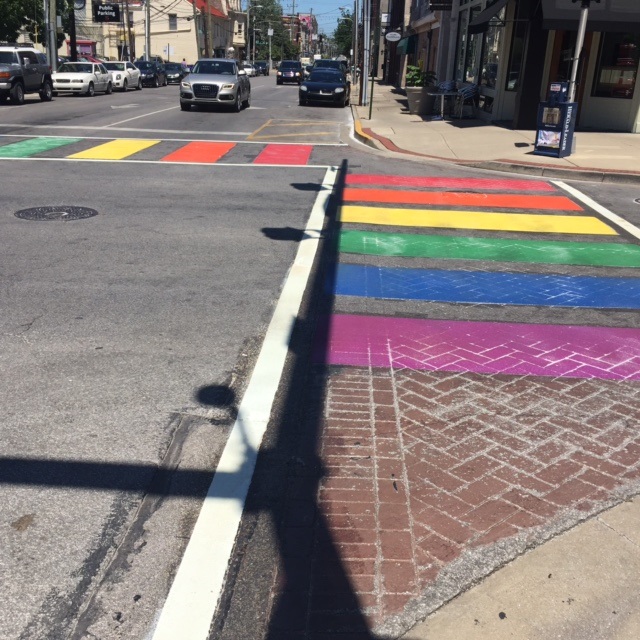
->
[2, 74, 640, 640]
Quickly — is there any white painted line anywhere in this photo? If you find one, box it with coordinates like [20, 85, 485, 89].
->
[554, 180, 640, 242]
[0, 156, 332, 169]
[150, 165, 338, 640]
[0, 131, 347, 146]
[0, 124, 254, 136]
[103, 105, 180, 127]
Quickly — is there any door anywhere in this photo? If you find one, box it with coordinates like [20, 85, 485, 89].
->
[548, 30, 593, 122]
[19, 50, 40, 91]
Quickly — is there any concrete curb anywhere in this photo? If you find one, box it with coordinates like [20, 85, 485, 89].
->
[350, 111, 640, 186]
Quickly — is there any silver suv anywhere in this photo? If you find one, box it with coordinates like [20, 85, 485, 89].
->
[179, 59, 250, 112]
[0, 44, 53, 104]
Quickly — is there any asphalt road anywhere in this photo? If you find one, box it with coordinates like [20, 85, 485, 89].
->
[2, 74, 640, 640]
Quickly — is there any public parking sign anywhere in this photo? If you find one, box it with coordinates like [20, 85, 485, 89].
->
[93, 2, 120, 22]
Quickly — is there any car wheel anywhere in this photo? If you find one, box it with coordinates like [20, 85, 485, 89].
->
[86, 82, 95, 97]
[136, 78, 142, 90]
[276, 80, 282, 85]
[163, 76, 168, 86]
[51, 91, 58, 97]
[39, 80, 53, 102]
[9, 83, 25, 105]
[154, 77, 159, 88]
[299, 98, 307, 106]
[233, 91, 242, 112]
[242, 91, 250, 109]
[122, 79, 128, 92]
[105, 81, 112, 95]
[180, 101, 190, 111]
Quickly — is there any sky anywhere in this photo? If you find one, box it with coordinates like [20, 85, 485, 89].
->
[290, 1, 351, 37]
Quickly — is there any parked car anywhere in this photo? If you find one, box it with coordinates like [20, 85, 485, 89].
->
[136, 61, 167, 87]
[299, 69, 350, 107]
[243, 62, 257, 77]
[179, 58, 250, 112]
[52, 62, 113, 96]
[253, 61, 269, 76]
[277, 60, 303, 85]
[104, 61, 142, 91]
[164, 62, 187, 84]
[0, 44, 53, 104]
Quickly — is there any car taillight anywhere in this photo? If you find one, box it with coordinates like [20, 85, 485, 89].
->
[0, 72, 10, 79]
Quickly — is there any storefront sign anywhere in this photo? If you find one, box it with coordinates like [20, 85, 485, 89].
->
[385, 31, 402, 42]
[429, 1, 453, 10]
[93, 3, 120, 23]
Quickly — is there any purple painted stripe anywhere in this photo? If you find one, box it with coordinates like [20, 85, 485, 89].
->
[316, 314, 640, 380]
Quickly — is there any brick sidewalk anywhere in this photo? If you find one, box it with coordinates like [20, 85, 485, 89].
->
[269, 365, 640, 639]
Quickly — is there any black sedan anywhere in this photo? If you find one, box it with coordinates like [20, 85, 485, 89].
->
[164, 62, 187, 84]
[136, 61, 167, 87]
[299, 70, 350, 107]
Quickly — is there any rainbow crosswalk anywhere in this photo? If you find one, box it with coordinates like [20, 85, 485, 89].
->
[318, 174, 640, 381]
[0, 136, 319, 166]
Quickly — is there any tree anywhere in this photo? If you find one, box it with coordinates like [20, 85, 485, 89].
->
[333, 9, 352, 57]
[0, 0, 70, 50]
[249, 0, 298, 62]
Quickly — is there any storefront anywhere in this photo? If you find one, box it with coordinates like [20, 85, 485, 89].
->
[449, 0, 640, 132]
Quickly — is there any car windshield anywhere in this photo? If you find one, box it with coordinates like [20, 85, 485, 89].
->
[192, 61, 235, 75]
[280, 62, 301, 69]
[0, 52, 17, 64]
[137, 62, 153, 70]
[309, 71, 344, 83]
[57, 63, 93, 73]
[314, 61, 344, 70]
[255, 62, 266, 67]
[104, 62, 125, 71]
[165, 64, 181, 71]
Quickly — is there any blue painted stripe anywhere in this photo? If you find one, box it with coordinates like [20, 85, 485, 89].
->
[334, 263, 640, 309]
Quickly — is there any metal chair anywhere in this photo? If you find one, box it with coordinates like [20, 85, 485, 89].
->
[455, 83, 479, 118]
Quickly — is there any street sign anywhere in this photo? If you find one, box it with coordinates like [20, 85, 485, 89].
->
[385, 31, 402, 42]
[92, 2, 120, 22]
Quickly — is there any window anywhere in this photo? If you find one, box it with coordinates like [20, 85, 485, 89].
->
[505, 0, 526, 91]
[592, 33, 638, 99]
[169, 14, 177, 31]
[479, 6, 505, 90]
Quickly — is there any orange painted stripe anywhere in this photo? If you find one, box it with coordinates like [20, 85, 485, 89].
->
[342, 188, 583, 211]
[161, 141, 236, 163]
[253, 144, 313, 165]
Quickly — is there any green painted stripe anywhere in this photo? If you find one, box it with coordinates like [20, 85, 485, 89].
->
[0, 137, 82, 158]
[339, 229, 640, 268]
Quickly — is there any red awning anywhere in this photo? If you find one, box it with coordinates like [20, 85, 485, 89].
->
[188, 0, 227, 19]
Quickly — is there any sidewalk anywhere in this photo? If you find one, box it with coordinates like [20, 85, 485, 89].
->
[351, 81, 640, 185]
[268, 95, 640, 640]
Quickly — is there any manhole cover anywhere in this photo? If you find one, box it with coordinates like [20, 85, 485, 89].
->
[14, 206, 98, 221]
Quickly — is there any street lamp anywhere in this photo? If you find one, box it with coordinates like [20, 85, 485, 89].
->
[246, 2, 263, 63]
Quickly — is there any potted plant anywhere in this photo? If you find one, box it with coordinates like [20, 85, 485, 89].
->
[404, 65, 438, 115]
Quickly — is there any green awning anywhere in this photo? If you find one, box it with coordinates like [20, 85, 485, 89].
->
[397, 35, 417, 55]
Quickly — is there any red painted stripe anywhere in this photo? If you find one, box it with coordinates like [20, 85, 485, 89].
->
[161, 141, 235, 163]
[343, 188, 583, 211]
[253, 144, 313, 165]
[345, 175, 556, 192]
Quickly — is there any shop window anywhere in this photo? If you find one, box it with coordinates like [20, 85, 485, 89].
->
[592, 33, 638, 99]
[479, 6, 504, 89]
[464, 7, 482, 82]
[504, 1, 526, 91]
[169, 14, 178, 31]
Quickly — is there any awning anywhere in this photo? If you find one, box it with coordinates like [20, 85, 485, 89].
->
[541, 0, 640, 33]
[468, 0, 509, 35]
[396, 35, 417, 55]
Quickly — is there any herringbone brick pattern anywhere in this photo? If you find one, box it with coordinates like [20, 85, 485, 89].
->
[271, 366, 640, 638]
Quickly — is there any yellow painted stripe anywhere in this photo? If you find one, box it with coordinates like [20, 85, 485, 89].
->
[340, 206, 618, 235]
[68, 139, 161, 160]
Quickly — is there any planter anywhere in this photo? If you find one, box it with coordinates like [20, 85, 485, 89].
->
[405, 86, 437, 116]
[405, 86, 423, 114]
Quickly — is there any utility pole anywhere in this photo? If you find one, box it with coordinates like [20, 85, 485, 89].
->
[45, 0, 57, 70]
[309, 8, 313, 56]
[206, 0, 212, 57]
[145, 0, 151, 60]
[361, 0, 370, 105]
[290, 0, 296, 42]
[568, 0, 598, 102]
